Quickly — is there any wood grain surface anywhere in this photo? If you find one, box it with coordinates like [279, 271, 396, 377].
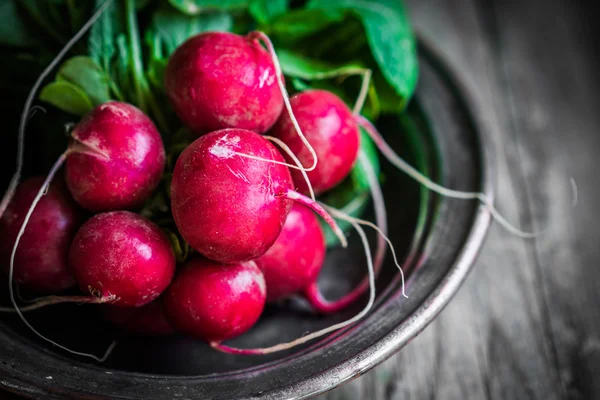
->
[319, 0, 600, 399]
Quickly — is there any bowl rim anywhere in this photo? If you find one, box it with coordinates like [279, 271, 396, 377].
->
[0, 35, 494, 400]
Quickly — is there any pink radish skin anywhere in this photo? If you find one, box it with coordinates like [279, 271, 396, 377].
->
[0, 176, 81, 292]
[171, 129, 291, 263]
[102, 298, 174, 336]
[66, 101, 166, 212]
[255, 204, 325, 302]
[69, 211, 175, 307]
[164, 258, 266, 342]
[170, 128, 345, 264]
[270, 89, 360, 195]
[165, 32, 283, 136]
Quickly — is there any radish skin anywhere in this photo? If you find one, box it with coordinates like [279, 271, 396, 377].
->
[69, 211, 176, 307]
[255, 204, 326, 302]
[165, 32, 283, 136]
[164, 259, 266, 342]
[270, 90, 360, 195]
[170, 129, 346, 264]
[66, 101, 166, 212]
[0, 177, 81, 293]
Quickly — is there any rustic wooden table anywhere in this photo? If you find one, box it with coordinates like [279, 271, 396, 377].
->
[3, 0, 599, 399]
[319, 0, 600, 398]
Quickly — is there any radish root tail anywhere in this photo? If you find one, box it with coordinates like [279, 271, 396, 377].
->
[303, 150, 390, 313]
[0, 295, 117, 313]
[7, 152, 115, 362]
[284, 189, 347, 248]
[210, 219, 374, 355]
[356, 114, 539, 238]
[248, 31, 318, 172]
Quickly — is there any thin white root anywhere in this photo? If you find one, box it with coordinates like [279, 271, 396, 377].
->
[285, 189, 348, 248]
[0, 0, 113, 220]
[211, 219, 375, 355]
[356, 115, 539, 238]
[324, 205, 407, 298]
[6, 152, 114, 362]
[265, 135, 316, 202]
[250, 31, 318, 172]
[0, 295, 117, 313]
[359, 151, 387, 271]
[352, 69, 372, 116]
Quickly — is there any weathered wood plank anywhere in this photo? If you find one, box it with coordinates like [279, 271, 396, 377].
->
[322, 0, 600, 398]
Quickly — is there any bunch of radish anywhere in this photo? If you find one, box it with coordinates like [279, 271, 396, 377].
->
[1, 13, 533, 360]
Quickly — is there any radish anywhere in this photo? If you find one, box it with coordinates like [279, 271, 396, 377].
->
[211, 218, 375, 355]
[170, 128, 346, 264]
[270, 89, 360, 195]
[0, 176, 81, 293]
[102, 298, 174, 336]
[254, 203, 325, 302]
[65, 101, 166, 212]
[165, 32, 283, 136]
[164, 258, 266, 342]
[69, 211, 175, 307]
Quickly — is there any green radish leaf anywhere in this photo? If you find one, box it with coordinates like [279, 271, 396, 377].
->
[56, 56, 111, 105]
[268, 8, 344, 41]
[88, 0, 126, 73]
[308, 0, 418, 106]
[152, 7, 233, 55]
[0, 1, 38, 47]
[278, 49, 365, 80]
[249, 0, 288, 24]
[168, 0, 248, 15]
[136, 0, 152, 10]
[39, 81, 94, 116]
[373, 70, 404, 114]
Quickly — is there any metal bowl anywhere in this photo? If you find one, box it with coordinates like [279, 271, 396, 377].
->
[0, 39, 492, 399]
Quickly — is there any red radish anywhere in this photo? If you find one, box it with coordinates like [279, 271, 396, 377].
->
[66, 101, 166, 212]
[164, 258, 266, 342]
[211, 219, 375, 355]
[102, 298, 174, 336]
[270, 89, 360, 195]
[69, 211, 175, 307]
[170, 128, 346, 264]
[0, 176, 80, 292]
[165, 32, 283, 136]
[255, 203, 325, 302]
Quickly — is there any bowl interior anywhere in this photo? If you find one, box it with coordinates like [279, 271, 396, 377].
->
[0, 45, 488, 399]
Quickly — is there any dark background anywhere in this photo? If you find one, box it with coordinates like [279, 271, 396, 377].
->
[3, 0, 600, 398]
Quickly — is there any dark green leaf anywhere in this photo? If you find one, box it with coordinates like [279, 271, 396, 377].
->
[248, 0, 288, 24]
[373, 70, 404, 114]
[269, 8, 344, 41]
[136, 0, 152, 10]
[152, 7, 232, 55]
[308, 0, 418, 105]
[0, 1, 37, 47]
[168, 0, 248, 15]
[66, 0, 92, 37]
[88, 0, 126, 72]
[18, 0, 70, 44]
[39, 81, 94, 115]
[278, 49, 365, 80]
[56, 56, 111, 105]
